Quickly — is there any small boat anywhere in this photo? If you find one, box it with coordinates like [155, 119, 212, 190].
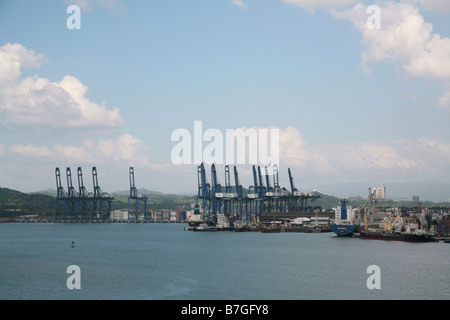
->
[261, 226, 282, 233]
[233, 220, 247, 232]
[193, 225, 219, 232]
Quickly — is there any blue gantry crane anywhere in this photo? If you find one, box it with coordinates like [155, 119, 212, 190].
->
[92, 167, 113, 220]
[77, 167, 93, 220]
[193, 163, 320, 226]
[55, 167, 67, 220]
[232, 165, 246, 220]
[54, 166, 113, 221]
[245, 165, 260, 222]
[196, 162, 215, 225]
[128, 167, 148, 220]
[287, 167, 320, 212]
[66, 167, 79, 219]
[210, 163, 222, 219]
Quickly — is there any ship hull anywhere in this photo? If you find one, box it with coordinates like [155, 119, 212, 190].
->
[359, 232, 434, 242]
[330, 224, 358, 237]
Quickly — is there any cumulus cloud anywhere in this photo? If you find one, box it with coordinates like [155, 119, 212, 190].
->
[329, 2, 450, 110]
[9, 134, 146, 164]
[277, 127, 411, 174]
[0, 43, 123, 128]
[281, 0, 359, 12]
[278, 127, 333, 172]
[438, 87, 450, 111]
[10, 144, 54, 158]
[273, 127, 450, 183]
[7, 133, 173, 175]
[62, 0, 123, 12]
[282, 0, 450, 15]
[282, 1, 450, 80]
[416, 0, 450, 14]
[231, 0, 248, 9]
[314, 141, 417, 172]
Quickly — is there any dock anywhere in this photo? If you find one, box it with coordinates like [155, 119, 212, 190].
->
[1, 218, 187, 224]
[434, 236, 450, 243]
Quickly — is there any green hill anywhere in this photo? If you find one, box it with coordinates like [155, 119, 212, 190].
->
[0, 187, 55, 217]
[113, 193, 195, 210]
[0, 187, 196, 217]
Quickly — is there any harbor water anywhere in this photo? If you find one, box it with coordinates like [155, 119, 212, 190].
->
[0, 223, 448, 300]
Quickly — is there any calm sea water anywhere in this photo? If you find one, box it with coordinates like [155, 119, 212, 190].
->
[0, 223, 448, 300]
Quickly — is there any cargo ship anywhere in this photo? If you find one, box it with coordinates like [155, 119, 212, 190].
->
[359, 210, 434, 242]
[330, 200, 359, 237]
[358, 231, 434, 242]
[187, 204, 202, 227]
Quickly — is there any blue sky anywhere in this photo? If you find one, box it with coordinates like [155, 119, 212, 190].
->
[1, 0, 450, 201]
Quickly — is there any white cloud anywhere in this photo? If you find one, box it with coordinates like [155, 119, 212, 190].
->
[10, 144, 54, 158]
[0, 43, 46, 87]
[0, 43, 123, 128]
[278, 127, 333, 172]
[62, 0, 123, 12]
[281, 0, 359, 12]
[10, 134, 145, 164]
[330, 2, 450, 109]
[278, 127, 414, 173]
[97, 133, 150, 162]
[231, 0, 248, 9]
[438, 87, 450, 111]
[315, 141, 417, 171]
[282, 1, 450, 79]
[416, 0, 450, 14]
[210, 126, 450, 182]
[282, 0, 450, 14]
[6, 133, 172, 174]
[273, 127, 450, 184]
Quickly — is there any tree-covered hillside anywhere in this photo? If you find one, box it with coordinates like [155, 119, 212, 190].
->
[0, 187, 55, 217]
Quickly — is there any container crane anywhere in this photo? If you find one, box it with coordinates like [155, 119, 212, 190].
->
[77, 167, 93, 220]
[196, 163, 212, 225]
[128, 167, 147, 221]
[246, 166, 259, 223]
[66, 167, 79, 219]
[233, 165, 243, 219]
[257, 166, 266, 219]
[55, 167, 68, 220]
[92, 167, 113, 220]
[272, 165, 284, 212]
[288, 168, 303, 212]
[210, 163, 222, 218]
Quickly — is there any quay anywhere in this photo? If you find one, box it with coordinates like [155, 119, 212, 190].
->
[1, 218, 187, 224]
[434, 236, 450, 243]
